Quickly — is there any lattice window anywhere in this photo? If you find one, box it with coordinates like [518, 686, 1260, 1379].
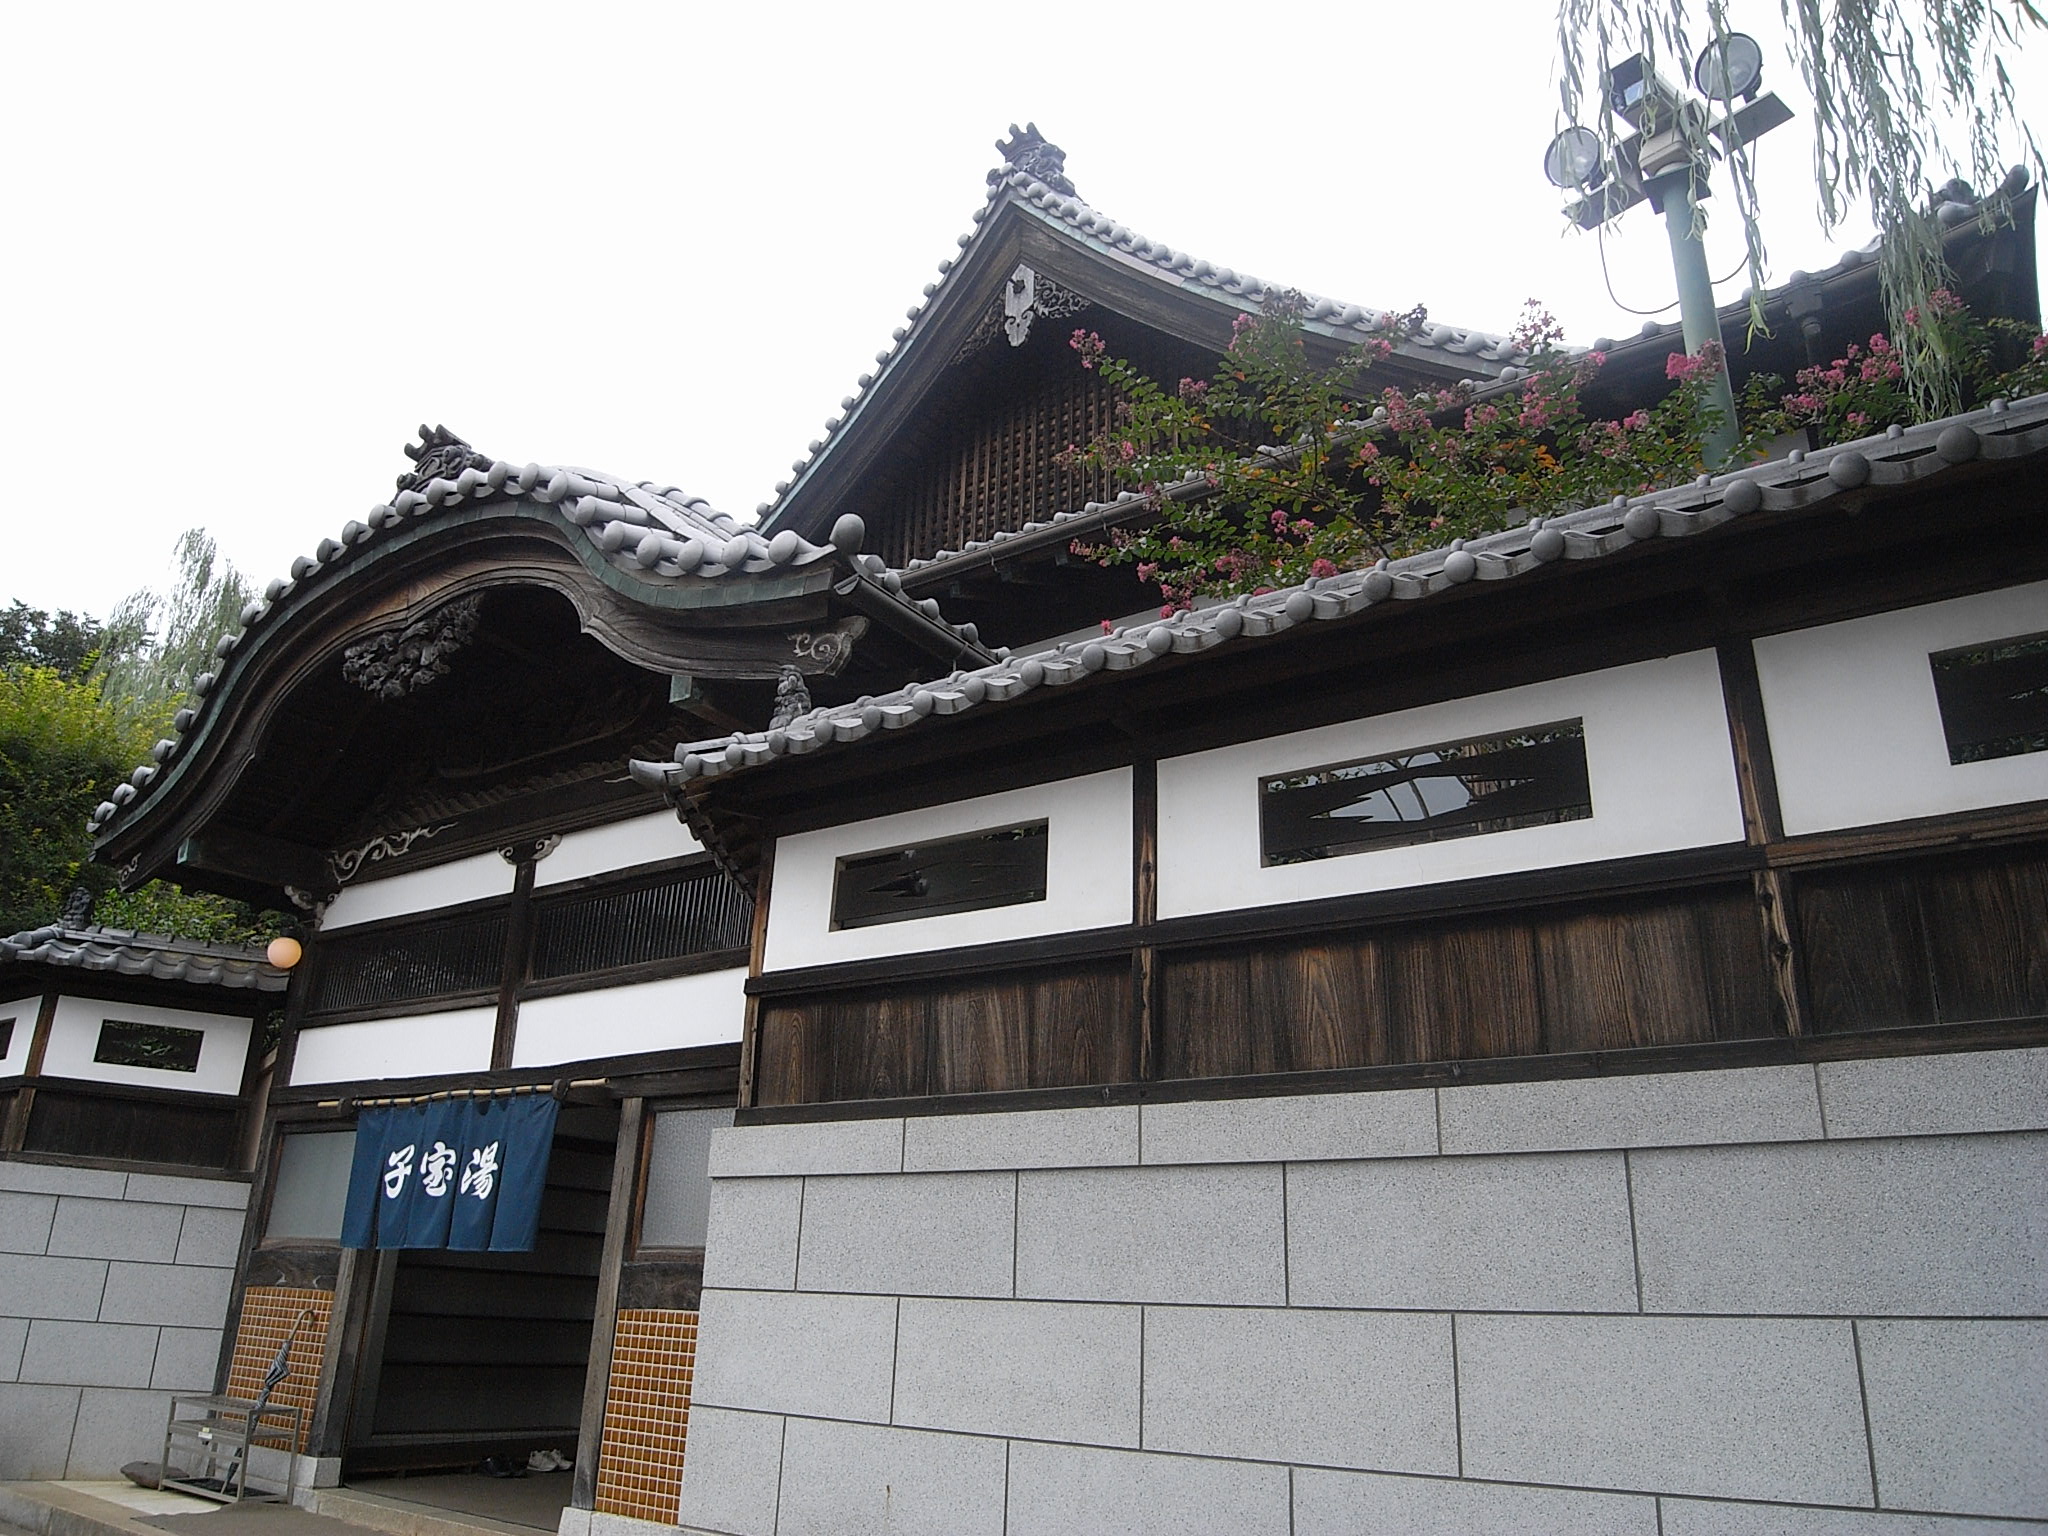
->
[1261, 721, 1593, 866]
[94, 1019, 203, 1072]
[529, 866, 752, 980]
[308, 908, 507, 1014]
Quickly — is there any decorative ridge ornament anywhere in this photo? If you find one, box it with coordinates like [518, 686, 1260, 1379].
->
[342, 594, 484, 700]
[768, 665, 812, 730]
[396, 424, 492, 494]
[991, 123, 1075, 198]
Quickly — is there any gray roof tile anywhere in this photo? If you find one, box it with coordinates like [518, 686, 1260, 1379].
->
[0, 925, 288, 992]
[635, 393, 2048, 791]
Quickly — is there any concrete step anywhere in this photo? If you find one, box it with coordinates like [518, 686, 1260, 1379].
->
[302, 1487, 546, 1536]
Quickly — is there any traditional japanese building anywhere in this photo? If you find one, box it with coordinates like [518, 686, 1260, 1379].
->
[41, 128, 2048, 1533]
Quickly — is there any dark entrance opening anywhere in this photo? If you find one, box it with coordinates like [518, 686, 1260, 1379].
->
[344, 1101, 618, 1490]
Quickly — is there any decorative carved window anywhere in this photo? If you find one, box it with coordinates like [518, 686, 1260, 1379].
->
[1930, 632, 2048, 765]
[832, 822, 1050, 930]
[1261, 721, 1593, 866]
[309, 908, 508, 1015]
[94, 1018, 204, 1073]
[529, 865, 752, 980]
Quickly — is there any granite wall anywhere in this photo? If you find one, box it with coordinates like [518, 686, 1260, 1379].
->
[0, 1158, 248, 1478]
[674, 1045, 2047, 1536]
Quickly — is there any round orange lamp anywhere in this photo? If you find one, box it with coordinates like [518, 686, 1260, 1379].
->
[266, 936, 303, 971]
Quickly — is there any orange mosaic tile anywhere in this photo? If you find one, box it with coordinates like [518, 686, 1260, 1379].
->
[593, 1308, 698, 1524]
[223, 1285, 332, 1454]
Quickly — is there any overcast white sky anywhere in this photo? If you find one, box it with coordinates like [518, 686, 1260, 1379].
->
[2, 2, 2039, 619]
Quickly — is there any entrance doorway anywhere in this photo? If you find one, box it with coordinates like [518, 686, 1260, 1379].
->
[343, 1101, 619, 1492]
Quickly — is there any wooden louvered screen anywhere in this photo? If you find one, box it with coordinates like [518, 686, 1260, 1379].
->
[529, 866, 753, 980]
[310, 908, 508, 1014]
[879, 365, 1123, 569]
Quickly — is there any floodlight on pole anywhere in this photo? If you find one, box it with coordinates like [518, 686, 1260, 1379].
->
[1545, 46, 1792, 468]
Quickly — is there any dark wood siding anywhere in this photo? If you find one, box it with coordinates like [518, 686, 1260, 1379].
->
[22, 1087, 242, 1167]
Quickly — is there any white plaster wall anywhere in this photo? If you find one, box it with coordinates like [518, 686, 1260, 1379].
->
[38, 996, 250, 1096]
[679, 1047, 2048, 1536]
[535, 812, 706, 889]
[1156, 651, 1745, 920]
[764, 770, 1133, 971]
[511, 967, 747, 1068]
[287, 1005, 497, 1085]
[322, 851, 514, 930]
[1753, 580, 2048, 835]
[0, 996, 38, 1075]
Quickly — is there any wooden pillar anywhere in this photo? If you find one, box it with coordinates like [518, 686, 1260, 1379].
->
[1132, 758, 1160, 1080]
[1716, 638, 1809, 1036]
[493, 860, 537, 1072]
[572, 1095, 645, 1512]
[2, 988, 58, 1152]
[737, 846, 774, 1111]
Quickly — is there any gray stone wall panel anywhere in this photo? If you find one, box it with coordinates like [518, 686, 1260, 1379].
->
[795, 1172, 1014, 1298]
[122, 1173, 249, 1210]
[1457, 1314, 1873, 1504]
[1288, 1151, 1638, 1312]
[1632, 1134, 2048, 1316]
[1858, 1319, 2048, 1520]
[1819, 1047, 2048, 1140]
[673, 1406, 784, 1536]
[98, 1260, 232, 1327]
[0, 1317, 26, 1381]
[709, 1120, 902, 1179]
[0, 1252, 108, 1320]
[1438, 1065, 1823, 1155]
[172, 1206, 247, 1268]
[1143, 1305, 1457, 1474]
[700, 1178, 802, 1292]
[0, 1190, 57, 1254]
[1015, 1164, 1284, 1305]
[774, 1417, 1006, 1536]
[67, 1386, 176, 1478]
[1662, 1499, 2048, 1534]
[19, 1320, 159, 1388]
[903, 1105, 1136, 1172]
[46, 1197, 184, 1263]
[1292, 1466, 1658, 1535]
[892, 1297, 1139, 1446]
[1140, 1088, 1436, 1165]
[150, 1326, 225, 1391]
[1004, 1441, 1291, 1536]
[692, 1288, 896, 1423]
[0, 1382, 81, 1478]
[0, 1161, 125, 1198]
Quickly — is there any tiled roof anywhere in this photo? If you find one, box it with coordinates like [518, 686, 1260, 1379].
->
[633, 393, 2048, 791]
[756, 129, 1526, 526]
[0, 925, 288, 991]
[87, 437, 990, 841]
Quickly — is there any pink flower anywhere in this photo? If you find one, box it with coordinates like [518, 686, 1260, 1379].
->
[1099, 620, 1114, 634]
[1135, 561, 1158, 581]
[1309, 558, 1337, 579]
[1177, 377, 1209, 401]
[1070, 330, 1107, 369]
[1118, 441, 1137, 462]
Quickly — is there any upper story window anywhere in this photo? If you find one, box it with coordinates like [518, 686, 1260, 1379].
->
[94, 1018, 203, 1073]
[309, 906, 509, 1015]
[529, 865, 751, 979]
[831, 821, 1050, 930]
[1930, 631, 2048, 764]
[1260, 720, 1593, 866]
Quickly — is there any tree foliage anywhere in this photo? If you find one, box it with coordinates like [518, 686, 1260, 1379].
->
[1554, 1, 2043, 416]
[0, 530, 281, 943]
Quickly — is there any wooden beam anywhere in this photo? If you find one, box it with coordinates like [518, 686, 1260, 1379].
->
[1, 989, 57, 1153]
[1132, 758, 1159, 1081]
[737, 843, 774, 1112]
[493, 860, 537, 1072]
[178, 828, 333, 898]
[1716, 638, 1810, 1037]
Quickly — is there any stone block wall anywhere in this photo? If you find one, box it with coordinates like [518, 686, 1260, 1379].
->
[0, 1158, 248, 1478]
[675, 1046, 2048, 1535]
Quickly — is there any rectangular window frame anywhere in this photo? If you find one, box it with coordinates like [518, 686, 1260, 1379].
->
[1929, 630, 2048, 766]
[93, 1017, 205, 1074]
[830, 820, 1051, 931]
[1259, 718, 1594, 868]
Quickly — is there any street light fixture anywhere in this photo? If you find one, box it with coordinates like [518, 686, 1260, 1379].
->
[1544, 44, 1793, 467]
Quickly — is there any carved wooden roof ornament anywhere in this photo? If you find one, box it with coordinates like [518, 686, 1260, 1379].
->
[341, 594, 483, 701]
[395, 424, 493, 494]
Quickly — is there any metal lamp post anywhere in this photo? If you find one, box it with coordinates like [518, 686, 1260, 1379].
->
[1545, 37, 1793, 468]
